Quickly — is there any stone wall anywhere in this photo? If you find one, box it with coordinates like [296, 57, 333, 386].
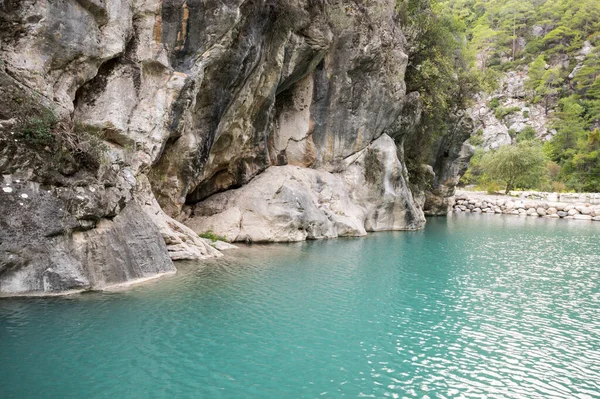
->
[453, 192, 600, 221]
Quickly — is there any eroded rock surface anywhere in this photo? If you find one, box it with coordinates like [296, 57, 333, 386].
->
[469, 72, 551, 150]
[425, 112, 475, 215]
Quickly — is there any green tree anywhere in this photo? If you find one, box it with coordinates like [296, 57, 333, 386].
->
[573, 48, 600, 97]
[526, 55, 546, 97]
[480, 141, 547, 193]
[587, 78, 600, 100]
[536, 68, 563, 114]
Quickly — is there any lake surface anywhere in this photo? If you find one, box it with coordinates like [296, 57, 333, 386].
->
[1, 215, 600, 398]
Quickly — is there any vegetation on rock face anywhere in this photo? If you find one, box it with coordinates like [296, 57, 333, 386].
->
[0, 71, 108, 178]
[198, 231, 228, 242]
[13, 112, 108, 172]
[396, 0, 481, 188]
[444, 0, 600, 192]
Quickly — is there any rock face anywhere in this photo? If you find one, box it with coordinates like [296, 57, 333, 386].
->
[0, 0, 438, 296]
[470, 72, 551, 150]
[0, 178, 174, 296]
[424, 111, 475, 215]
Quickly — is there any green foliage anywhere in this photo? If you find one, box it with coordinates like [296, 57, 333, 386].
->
[538, 96, 600, 191]
[526, 55, 546, 95]
[199, 231, 228, 242]
[444, 0, 600, 192]
[573, 48, 600, 98]
[17, 110, 57, 145]
[488, 97, 500, 109]
[494, 105, 521, 120]
[484, 180, 502, 194]
[469, 129, 484, 146]
[397, 0, 482, 186]
[479, 141, 548, 194]
[459, 148, 485, 185]
[537, 67, 563, 114]
[13, 107, 108, 170]
[516, 126, 536, 142]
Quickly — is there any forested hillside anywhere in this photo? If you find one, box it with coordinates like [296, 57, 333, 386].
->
[445, 0, 600, 192]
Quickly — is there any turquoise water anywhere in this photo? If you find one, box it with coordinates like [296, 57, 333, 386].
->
[1, 215, 600, 398]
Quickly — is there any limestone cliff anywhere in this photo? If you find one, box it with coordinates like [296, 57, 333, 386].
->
[0, 0, 438, 296]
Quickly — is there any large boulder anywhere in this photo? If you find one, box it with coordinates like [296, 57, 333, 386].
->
[184, 135, 425, 242]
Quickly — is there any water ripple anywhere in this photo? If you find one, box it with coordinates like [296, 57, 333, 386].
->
[1, 215, 600, 398]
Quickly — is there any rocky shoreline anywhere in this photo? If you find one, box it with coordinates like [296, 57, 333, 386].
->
[2, 0, 450, 297]
[453, 191, 600, 221]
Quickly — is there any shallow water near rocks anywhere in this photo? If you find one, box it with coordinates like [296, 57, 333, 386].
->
[1, 214, 600, 398]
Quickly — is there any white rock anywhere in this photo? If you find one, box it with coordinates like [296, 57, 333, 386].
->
[527, 208, 538, 216]
[555, 203, 567, 211]
[186, 136, 425, 242]
[580, 207, 592, 215]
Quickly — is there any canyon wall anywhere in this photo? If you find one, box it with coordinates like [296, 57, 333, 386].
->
[0, 0, 442, 296]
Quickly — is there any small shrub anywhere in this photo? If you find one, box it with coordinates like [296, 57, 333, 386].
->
[485, 181, 502, 194]
[494, 106, 521, 120]
[13, 105, 107, 170]
[68, 123, 108, 169]
[522, 110, 529, 118]
[552, 181, 567, 193]
[469, 129, 484, 146]
[516, 126, 536, 142]
[17, 110, 57, 145]
[489, 97, 500, 109]
[199, 230, 227, 242]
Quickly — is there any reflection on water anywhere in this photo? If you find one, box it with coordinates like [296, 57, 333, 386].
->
[1, 214, 600, 398]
